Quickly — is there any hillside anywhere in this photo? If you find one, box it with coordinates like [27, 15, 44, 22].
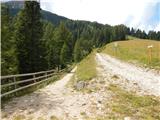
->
[2, 0, 130, 76]
[2, 1, 69, 25]
[101, 39, 160, 69]
[3, 1, 160, 41]
[2, 42, 160, 119]
[2, 1, 160, 119]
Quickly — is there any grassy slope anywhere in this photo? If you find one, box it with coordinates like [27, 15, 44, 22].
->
[68, 51, 97, 88]
[71, 39, 160, 82]
[101, 39, 160, 69]
[76, 51, 97, 82]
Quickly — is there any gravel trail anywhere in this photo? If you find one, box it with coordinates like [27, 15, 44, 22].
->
[96, 53, 160, 96]
[2, 53, 160, 120]
[2, 67, 82, 120]
[2, 66, 110, 120]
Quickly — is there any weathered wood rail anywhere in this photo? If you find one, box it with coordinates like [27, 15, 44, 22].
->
[1, 69, 65, 98]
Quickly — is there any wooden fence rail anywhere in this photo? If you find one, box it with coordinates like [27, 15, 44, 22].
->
[1, 69, 65, 98]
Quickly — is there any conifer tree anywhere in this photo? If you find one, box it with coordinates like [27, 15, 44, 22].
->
[42, 21, 55, 69]
[60, 42, 70, 68]
[53, 22, 73, 69]
[1, 4, 17, 75]
[74, 39, 83, 62]
[15, 1, 45, 73]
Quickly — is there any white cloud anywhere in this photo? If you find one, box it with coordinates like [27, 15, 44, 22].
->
[40, 0, 160, 31]
[155, 23, 160, 31]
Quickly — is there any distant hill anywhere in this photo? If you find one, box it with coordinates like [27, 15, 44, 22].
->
[3, 1, 69, 25]
[41, 10, 69, 25]
[4, 1, 24, 9]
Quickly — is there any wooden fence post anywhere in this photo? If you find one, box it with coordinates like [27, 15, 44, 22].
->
[114, 42, 118, 56]
[33, 74, 36, 83]
[147, 45, 153, 64]
[13, 77, 17, 96]
[45, 72, 47, 79]
[13, 77, 17, 89]
[159, 43, 160, 62]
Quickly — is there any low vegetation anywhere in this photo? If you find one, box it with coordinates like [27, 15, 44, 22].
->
[68, 51, 97, 88]
[50, 115, 59, 120]
[126, 35, 139, 40]
[106, 84, 160, 119]
[102, 39, 160, 69]
[76, 52, 97, 82]
[86, 84, 160, 120]
[13, 115, 25, 120]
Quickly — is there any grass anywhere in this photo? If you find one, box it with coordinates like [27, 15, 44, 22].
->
[50, 115, 59, 120]
[75, 51, 97, 82]
[101, 39, 160, 69]
[67, 51, 97, 90]
[13, 115, 25, 120]
[126, 35, 139, 40]
[106, 84, 160, 119]
[85, 84, 160, 120]
[80, 111, 87, 116]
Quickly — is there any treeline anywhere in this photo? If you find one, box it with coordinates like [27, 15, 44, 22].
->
[127, 28, 160, 40]
[1, 1, 160, 76]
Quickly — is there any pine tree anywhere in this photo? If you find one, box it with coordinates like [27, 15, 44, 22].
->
[60, 42, 70, 68]
[53, 22, 73, 69]
[1, 4, 17, 75]
[15, 1, 46, 74]
[42, 21, 55, 69]
[74, 39, 82, 63]
[157, 31, 160, 40]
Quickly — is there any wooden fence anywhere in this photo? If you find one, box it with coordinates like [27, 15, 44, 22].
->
[1, 69, 65, 98]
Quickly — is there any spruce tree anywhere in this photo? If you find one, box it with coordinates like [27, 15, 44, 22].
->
[74, 39, 82, 62]
[53, 22, 73, 69]
[60, 42, 70, 68]
[42, 21, 55, 69]
[1, 4, 18, 75]
[15, 1, 45, 74]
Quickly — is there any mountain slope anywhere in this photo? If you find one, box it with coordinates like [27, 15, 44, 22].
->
[3, 1, 69, 25]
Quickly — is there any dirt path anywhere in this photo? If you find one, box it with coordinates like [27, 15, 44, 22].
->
[2, 67, 82, 120]
[2, 53, 160, 120]
[2, 66, 110, 120]
[96, 53, 160, 96]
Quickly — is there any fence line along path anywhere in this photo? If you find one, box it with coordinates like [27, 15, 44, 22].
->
[1, 69, 65, 98]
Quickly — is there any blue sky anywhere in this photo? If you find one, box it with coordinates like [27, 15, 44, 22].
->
[2, 0, 160, 32]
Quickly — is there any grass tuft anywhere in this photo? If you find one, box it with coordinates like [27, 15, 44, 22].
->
[50, 115, 59, 120]
[13, 115, 25, 120]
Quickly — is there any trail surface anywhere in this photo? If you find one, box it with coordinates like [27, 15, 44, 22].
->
[96, 53, 160, 96]
[2, 67, 84, 120]
[2, 53, 160, 120]
[2, 66, 109, 120]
